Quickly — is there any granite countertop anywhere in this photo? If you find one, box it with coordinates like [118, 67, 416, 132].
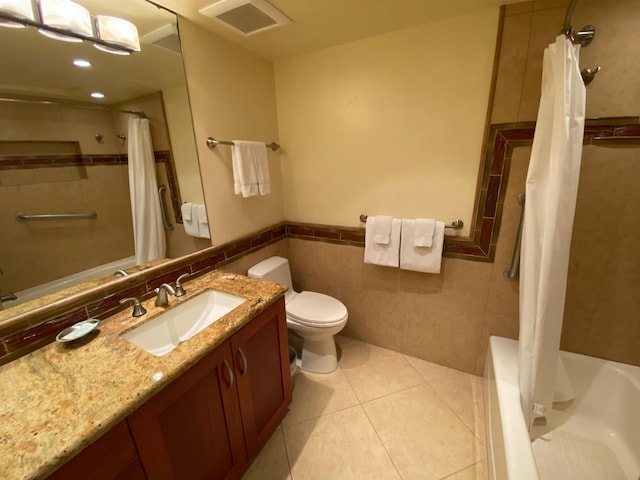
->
[0, 271, 287, 480]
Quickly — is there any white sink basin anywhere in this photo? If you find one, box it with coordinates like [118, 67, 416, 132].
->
[121, 290, 246, 356]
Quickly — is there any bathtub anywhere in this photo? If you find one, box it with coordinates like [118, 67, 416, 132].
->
[484, 336, 640, 480]
[7, 256, 137, 307]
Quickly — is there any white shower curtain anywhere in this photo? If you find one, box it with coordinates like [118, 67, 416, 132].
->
[127, 117, 166, 265]
[518, 35, 585, 430]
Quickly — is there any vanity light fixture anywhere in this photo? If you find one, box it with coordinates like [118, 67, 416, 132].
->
[73, 58, 91, 67]
[0, 0, 35, 28]
[90, 92, 104, 99]
[0, 0, 140, 55]
[37, 0, 92, 42]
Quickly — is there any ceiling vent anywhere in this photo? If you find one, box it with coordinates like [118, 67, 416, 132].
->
[199, 0, 291, 36]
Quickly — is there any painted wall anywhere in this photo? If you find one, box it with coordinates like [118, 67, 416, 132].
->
[179, 19, 285, 246]
[274, 9, 500, 233]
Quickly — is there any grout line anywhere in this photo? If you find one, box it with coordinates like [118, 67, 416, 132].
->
[439, 458, 488, 480]
[279, 424, 295, 480]
[360, 404, 406, 480]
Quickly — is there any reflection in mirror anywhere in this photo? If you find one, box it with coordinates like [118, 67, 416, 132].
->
[0, 0, 210, 318]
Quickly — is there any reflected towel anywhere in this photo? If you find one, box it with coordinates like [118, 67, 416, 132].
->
[364, 217, 401, 267]
[194, 204, 210, 239]
[181, 202, 199, 237]
[400, 219, 444, 273]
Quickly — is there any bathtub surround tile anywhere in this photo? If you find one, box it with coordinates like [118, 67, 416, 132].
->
[363, 383, 486, 480]
[283, 406, 401, 480]
[281, 368, 359, 427]
[338, 341, 423, 403]
[242, 429, 291, 480]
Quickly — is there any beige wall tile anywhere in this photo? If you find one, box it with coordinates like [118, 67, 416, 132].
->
[474, 312, 519, 375]
[363, 384, 486, 480]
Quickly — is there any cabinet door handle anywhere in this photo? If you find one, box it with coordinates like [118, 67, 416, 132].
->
[237, 348, 248, 375]
[223, 359, 234, 387]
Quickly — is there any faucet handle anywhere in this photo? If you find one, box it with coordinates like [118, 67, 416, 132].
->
[175, 273, 190, 297]
[120, 297, 147, 317]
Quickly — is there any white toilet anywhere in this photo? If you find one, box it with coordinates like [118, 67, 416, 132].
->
[248, 256, 348, 374]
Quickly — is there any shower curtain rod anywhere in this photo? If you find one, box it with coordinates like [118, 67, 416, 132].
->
[562, 0, 578, 35]
[0, 96, 146, 118]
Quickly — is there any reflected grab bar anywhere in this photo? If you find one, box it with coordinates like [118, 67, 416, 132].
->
[158, 185, 174, 231]
[503, 193, 526, 282]
[16, 212, 97, 221]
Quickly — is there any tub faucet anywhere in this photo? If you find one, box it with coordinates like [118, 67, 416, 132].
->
[114, 269, 129, 278]
[119, 297, 147, 317]
[1, 293, 17, 303]
[155, 283, 176, 307]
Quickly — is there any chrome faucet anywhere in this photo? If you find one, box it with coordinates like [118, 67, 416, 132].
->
[174, 273, 189, 297]
[155, 283, 176, 307]
[119, 297, 147, 317]
[114, 269, 129, 278]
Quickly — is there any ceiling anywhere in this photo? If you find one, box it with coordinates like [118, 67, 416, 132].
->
[151, 0, 523, 61]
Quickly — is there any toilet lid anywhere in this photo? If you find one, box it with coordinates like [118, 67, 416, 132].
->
[287, 291, 348, 327]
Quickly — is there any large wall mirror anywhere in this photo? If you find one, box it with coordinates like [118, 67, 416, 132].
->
[0, 0, 210, 318]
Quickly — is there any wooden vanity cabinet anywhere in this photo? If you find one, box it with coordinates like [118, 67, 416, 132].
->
[127, 296, 291, 479]
[231, 296, 292, 460]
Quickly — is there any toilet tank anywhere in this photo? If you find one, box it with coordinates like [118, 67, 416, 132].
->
[247, 256, 294, 291]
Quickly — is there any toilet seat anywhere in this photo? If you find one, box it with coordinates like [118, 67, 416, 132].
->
[286, 291, 348, 328]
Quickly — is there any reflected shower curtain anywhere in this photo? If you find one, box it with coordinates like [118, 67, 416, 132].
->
[127, 117, 166, 264]
[518, 35, 585, 431]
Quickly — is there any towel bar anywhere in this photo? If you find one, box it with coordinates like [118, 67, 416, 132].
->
[206, 136, 280, 152]
[359, 214, 463, 230]
[16, 212, 97, 221]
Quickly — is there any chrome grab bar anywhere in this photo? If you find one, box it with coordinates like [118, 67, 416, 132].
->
[503, 193, 526, 282]
[206, 136, 280, 152]
[158, 185, 174, 231]
[16, 212, 97, 221]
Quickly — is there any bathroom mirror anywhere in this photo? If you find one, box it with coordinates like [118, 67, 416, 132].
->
[0, 0, 209, 318]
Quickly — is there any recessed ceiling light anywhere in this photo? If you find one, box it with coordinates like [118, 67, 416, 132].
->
[73, 59, 91, 67]
[91, 92, 105, 99]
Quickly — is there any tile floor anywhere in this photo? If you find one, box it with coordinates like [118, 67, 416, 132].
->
[242, 336, 487, 480]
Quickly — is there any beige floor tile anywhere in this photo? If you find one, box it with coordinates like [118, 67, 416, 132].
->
[364, 384, 486, 480]
[444, 460, 488, 480]
[282, 368, 359, 427]
[404, 354, 461, 382]
[283, 406, 401, 480]
[430, 372, 486, 441]
[334, 334, 364, 351]
[339, 342, 424, 403]
[242, 429, 291, 480]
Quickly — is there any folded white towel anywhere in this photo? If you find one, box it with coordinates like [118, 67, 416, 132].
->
[181, 202, 200, 237]
[414, 218, 435, 247]
[194, 204, 210, 239]
[232, 140, 270, 197]
[400, 219, 445, 273]
[372, 215, 393, 245]
[364, 217, 401, 267]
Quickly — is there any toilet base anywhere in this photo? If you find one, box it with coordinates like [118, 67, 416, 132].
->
[301, 336, 338, 374]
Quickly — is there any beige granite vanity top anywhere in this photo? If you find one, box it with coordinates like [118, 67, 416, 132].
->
[0, 271, 287, 480]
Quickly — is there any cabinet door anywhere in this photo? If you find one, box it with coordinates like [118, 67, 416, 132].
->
[231, 296, 292, 459]
[127, 342, 247, 480]
[47, 421, 145, 480]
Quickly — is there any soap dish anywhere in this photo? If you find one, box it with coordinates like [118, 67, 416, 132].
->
[56, 319, 100, 343]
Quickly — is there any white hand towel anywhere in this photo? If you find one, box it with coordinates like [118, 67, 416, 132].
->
[372, 215, 393, 245]
[232, 140, 270, 198]
[400, 219, 445, 273]
[414, 218, 436, 247]
[364, 217, 401, 267]
[194, 204, 210, 239]
[181, 202, 199, 237]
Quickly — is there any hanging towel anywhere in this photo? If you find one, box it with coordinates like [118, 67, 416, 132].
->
[194, 204, 210, 239]
[232, 140, 270, 197]
[414, 218, 436, 247]
[181, 202, 200, 237]
[364, 217, 401, 267]
[372, 215, 393, 244]
[400, 219, 445, 273]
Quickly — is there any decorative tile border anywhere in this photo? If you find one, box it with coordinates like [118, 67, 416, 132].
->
[0, 150, 183, 224]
